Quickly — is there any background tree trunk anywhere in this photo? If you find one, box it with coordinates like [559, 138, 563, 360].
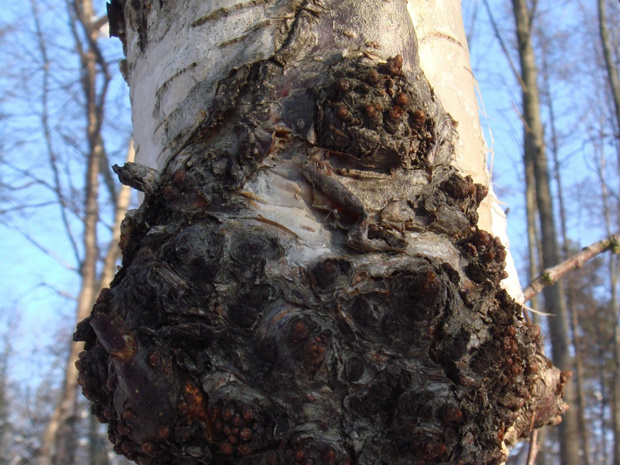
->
[597, 1, 620, 463]
[0, 329, 10, 465]
[74, 1, 568, 464]
[542, 37, 591, 465]
[510, 0, 580, 463]
[36, 0, 105, 461]
[39, 137, 133, 465]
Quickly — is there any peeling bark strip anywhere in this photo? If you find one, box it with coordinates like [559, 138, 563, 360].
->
[75, 1, 567, 464]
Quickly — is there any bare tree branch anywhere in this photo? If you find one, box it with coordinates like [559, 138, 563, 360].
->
[30, 0, 82, 266]
[0, 220, 78, 272]
[2, 160, 74, 208]
[523, 234, 620, 302]
[482, 0, 524, 90]
[0, 201, 57, 214]
[40, 283, 77, 301]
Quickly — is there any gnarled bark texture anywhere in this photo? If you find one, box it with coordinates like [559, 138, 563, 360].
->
[74, 1, 568, 464]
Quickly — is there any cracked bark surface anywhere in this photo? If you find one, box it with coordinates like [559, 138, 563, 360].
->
[74, 1, 567, 464]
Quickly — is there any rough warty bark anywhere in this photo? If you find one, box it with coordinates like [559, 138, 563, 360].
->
[74, 1, 568, 464]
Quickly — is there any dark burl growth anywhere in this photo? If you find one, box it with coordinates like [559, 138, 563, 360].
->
[460, 228, 509, 284]
[75, 55, 564, 465]
[316, 55, 454, 170]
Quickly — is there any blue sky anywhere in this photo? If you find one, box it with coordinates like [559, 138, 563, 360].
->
[0, 0, 131, 385]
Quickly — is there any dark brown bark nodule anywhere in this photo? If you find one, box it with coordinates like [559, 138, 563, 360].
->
[75, 1, 567, 464]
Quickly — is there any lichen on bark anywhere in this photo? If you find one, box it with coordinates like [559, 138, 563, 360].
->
[75, 1, 567, 464]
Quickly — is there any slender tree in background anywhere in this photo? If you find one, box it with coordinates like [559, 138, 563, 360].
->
[73, 1, 568, 464]
[595, 142, 620, 465]
[597, 0, 620, 138]
[0, 0, 133, 463]
[38, 133, 133, 465]
[480, 0, 543, 352]
[0, 328, 11, 465]
[510, 0, 580, 463]
[34, 0, 107, 459]
[597, 2, 620, 464]
[538, 20, 592, 465]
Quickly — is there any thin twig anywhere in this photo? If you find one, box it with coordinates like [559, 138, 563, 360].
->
[1, 221, 78, 272]
[41, 283, 77, 301]
[523, 234, 620, 302]
[526, 428, 538, 465]
[521, 304, 553, 317]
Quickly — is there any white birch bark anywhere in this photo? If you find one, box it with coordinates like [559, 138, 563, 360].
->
[129, 1, 413, 170]
[127, 0, 521, 301]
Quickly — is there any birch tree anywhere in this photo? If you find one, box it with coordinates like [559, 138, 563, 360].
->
[74, 1, 568, 464]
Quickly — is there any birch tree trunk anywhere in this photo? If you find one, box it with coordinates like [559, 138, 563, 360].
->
[74, 1, 568, 464]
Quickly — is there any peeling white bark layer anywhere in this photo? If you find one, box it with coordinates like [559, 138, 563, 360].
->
[408, 0, 522, 300]
[127, 1, 279, 169]
[407, 0, 486, 182]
